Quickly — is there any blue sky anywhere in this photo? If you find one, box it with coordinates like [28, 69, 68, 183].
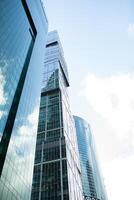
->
[45, 0, 133, 75]
[44, 0, 134, 199]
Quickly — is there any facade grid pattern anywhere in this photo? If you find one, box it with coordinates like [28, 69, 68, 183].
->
[74, 116, 108, 200]
[31, 31, 83, 200]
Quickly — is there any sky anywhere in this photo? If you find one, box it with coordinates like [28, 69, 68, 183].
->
[43, 0, 134, 199]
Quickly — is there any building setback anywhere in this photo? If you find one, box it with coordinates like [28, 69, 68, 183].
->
[31, 31, 83, 200]
[0, 0, 48, 199]
[74, 116, 108, 200]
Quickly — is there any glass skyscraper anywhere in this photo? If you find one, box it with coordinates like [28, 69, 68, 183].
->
[74, 116, 108, 200]
[31, 31, 83, 200]
[0, 0, 48, 199]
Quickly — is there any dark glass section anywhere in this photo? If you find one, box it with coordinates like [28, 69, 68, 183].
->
[32, 165, 41, 200]
[32, 89, 67, 199]
[62, 160, 69, 198]
[41, 162, 61, 200]
[46, 41, 58, 48]
[0, 0, 48, 199]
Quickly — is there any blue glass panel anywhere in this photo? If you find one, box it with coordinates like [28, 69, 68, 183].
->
[0, 0, 48, 199]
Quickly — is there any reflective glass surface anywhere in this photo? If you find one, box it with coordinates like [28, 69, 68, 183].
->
[74, 116, 108, 200]
[0, 0, 48, 199]
[31, 31, 83, 200]
[0, 0, 33, 140]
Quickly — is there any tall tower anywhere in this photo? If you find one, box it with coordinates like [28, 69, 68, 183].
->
[74, 116, 108, 200]
[31, 31, 83, 200]
[0, 1, 48, 199]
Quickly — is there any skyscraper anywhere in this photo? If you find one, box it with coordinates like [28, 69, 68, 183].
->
[74, 116, 108, 200]
[31, 31, 83, 200]
[0, 0, 48, 199]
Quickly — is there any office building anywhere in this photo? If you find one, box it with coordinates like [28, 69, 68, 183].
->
[74, 116, 108, 200]
[31, 31, 83, 200]
[0, 0, 48, 199]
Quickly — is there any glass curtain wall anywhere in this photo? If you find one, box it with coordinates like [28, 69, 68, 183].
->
[74, 116, 108, 200]
[0, 1, 48, 199]
[31, 31, 83, 200]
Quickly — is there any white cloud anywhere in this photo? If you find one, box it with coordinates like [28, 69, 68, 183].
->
[0, 69, 6, 105]
[7, 105, 39, 191]
[0, 56, 15, 119]
[0, 68, 7, 119]
[128, 23, 134, 36]
[82, 73, 134, 140]
[13, 105, 39, 153]
[81, 73, 134, 200]
[103, 155, 134, 200]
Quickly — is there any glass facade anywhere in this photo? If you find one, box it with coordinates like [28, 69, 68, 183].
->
[0, 0, 48, 199]
[31, 31, 83, 200]
[74, 116, 108, 200]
